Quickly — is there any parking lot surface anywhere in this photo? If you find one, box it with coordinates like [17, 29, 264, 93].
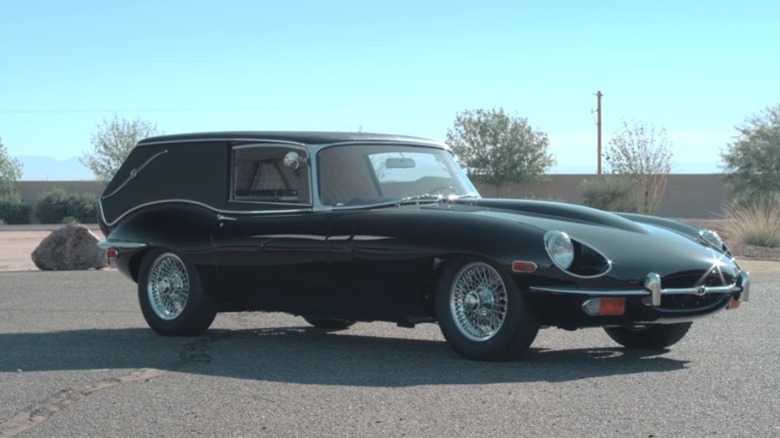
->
[0, 268, 777, 437]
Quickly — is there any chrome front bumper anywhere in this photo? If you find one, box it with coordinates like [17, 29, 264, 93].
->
[530, 271, 750, 308]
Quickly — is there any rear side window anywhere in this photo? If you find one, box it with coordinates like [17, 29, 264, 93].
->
[232, 145, 311, 204]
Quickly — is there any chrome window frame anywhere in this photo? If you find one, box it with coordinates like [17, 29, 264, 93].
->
[229, 143, 313, 207]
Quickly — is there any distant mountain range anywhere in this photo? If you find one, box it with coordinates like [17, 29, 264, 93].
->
[15, 155, 722, 181]
[18, 156, 94, 181]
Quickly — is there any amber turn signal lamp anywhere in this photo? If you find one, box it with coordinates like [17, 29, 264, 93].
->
[727, 298, 741, 310]
[581, 298, 627, 316]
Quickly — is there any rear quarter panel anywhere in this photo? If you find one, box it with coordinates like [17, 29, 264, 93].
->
[105, 203, 218, 284]
[100, 141, 228, 230]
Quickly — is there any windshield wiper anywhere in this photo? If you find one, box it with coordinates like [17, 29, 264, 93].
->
[397, 194, 443, 204]
[363, 193, 480, 209]
[395, 192, 479, 205]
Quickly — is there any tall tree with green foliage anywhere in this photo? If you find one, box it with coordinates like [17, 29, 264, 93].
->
[446, 108, 555, 185]
[81, 115, 161, 182]
[0, 136, 23, 202]
[605, 120, 673, 214]
[721, 104, 780, 201]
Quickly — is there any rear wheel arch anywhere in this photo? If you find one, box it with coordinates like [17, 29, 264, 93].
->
[137, 248, 217, 336]
[129, 248, 150, 283]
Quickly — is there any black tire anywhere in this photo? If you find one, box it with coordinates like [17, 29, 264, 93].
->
[604, 323, 692, 349]
[302, 315, 356, 331]
[137, 249, 217, 336]
[435, 256, 539, 361]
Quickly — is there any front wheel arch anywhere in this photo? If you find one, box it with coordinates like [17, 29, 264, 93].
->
[435, 255, 539, 361]
[604, 323, 692, 349]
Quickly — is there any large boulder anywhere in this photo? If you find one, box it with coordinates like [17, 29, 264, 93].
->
[31, 224, 108, 271]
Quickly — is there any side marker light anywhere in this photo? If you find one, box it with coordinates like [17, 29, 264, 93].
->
[512, 261, 538, 273]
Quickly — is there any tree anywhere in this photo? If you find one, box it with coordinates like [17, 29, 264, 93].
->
[81, 115, 161, 182]
[721, 104, 780, 202]
[446, 108, 555, 185]
[0, 136, 23, 202]
[605, 120, 673, 214]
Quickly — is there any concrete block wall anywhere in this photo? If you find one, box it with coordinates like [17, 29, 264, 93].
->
[16, 174, 732, 221]
[472, 174, 732, 218]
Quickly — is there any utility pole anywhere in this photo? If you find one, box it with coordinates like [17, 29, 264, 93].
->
[596, 90, 603, 175]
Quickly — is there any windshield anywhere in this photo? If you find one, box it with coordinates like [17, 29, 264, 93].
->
[317, 144, 479, 206]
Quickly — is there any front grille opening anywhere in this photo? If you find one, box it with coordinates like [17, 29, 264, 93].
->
[659, 268, 736, 310]
[661, 293, 724, 309]
[662, 269, 736, 289]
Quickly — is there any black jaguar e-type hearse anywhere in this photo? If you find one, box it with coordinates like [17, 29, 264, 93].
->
[98, 131, 749, 361]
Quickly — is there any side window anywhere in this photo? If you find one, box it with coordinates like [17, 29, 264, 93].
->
[232, 145, 310, 204]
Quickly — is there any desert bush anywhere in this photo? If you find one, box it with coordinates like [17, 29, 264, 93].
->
[725, 196, 780, 248]
[0, 200, 32, 224]
[605, 120, 672, 214]
[37, 189, 98, 224]
[579, 176, 639, 213]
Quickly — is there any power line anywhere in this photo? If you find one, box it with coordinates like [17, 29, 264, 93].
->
[0, 102, 445, 115]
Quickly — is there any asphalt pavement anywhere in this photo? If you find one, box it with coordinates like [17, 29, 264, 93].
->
[0, 270, 777, 437]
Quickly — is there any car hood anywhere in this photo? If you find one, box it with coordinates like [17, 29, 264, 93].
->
[447, 198, 738, 281]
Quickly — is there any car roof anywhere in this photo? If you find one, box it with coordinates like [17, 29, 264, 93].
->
[136, 131, 443, 147]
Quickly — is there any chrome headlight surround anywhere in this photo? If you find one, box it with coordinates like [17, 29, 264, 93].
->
[544, 230, 574, 270]
[699, 229, 725, 251]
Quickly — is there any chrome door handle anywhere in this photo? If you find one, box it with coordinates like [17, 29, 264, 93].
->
[217, 214, 237, 221]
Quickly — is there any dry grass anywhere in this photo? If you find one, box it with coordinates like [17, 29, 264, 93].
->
[724, 199, 780, 248]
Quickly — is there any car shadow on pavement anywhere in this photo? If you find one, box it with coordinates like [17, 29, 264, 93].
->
[0, 326, 688, 387]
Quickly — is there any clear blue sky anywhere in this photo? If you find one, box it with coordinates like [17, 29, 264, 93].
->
[1, 0, 779, 175]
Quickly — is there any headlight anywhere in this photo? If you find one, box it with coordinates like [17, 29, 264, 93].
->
[699, 229, 724, 250]
[545, 231, 574, 270]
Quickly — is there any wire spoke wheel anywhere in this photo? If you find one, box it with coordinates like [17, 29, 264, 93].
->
[436, 256, 538, 361]
[147, 253, 190, 321]
[138, 249, 216, 337]
[449, 262, 508, 342]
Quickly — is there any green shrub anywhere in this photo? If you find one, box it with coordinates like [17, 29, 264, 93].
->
[36, 189, 98, 224]
[579, 176, 639, 213]
[0, 201, 32, 224]
[725, 196, 780, 248]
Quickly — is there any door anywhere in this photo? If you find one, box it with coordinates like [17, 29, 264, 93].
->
[211, 143, 333, 312]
